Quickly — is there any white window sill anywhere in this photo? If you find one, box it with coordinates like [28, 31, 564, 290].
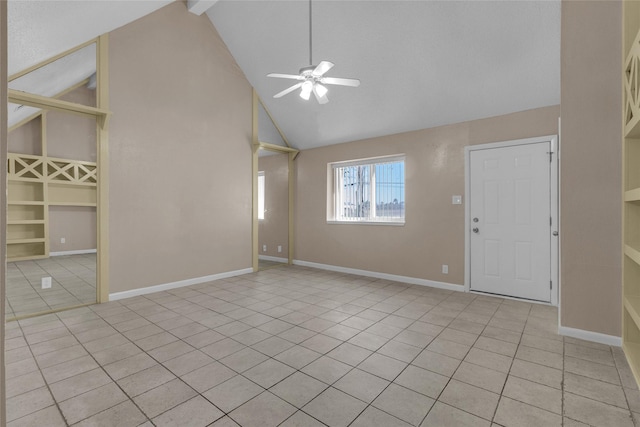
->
[327, 220, 405, 226]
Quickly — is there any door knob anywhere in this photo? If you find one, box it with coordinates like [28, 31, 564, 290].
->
[473, 218, 479, 223]
[552, 231, 558, 236]
[473, 227, 479, 233]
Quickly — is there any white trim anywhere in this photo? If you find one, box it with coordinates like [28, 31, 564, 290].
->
[293, 260, 463, 292]
[327, 221, 404, 226]
[464, 135, 559, 306]
[557, 117, 563, 333]
[50, 249, 97, 256]
[559, 326, 622, 347]
[259, 255, 288, 263]
[108, 267, 253, 301]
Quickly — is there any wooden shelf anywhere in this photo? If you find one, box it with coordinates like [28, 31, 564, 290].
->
[7, 220, 45, 225]
[627, 188, 640, 202]
[47, 180, 97, 187]
[7, 201, 45, 206]
[7, 238, 45, 245]
[8, 176, 43, 183]
[48, 202, 96, 207]
[626, 296, 640, 331]
[623, 4, 640, 390]
[624, 340, 640, 385]
[628, 244, 640, 267]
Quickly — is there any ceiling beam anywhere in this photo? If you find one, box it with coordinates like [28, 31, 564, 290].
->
[8, 89, 111, 129]
[187, 0, 218, 16]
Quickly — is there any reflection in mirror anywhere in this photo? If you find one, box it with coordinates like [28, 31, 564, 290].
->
[258, 150, 289, 270]
[6, 99, 97, 319]
[8, 42, 97, 130]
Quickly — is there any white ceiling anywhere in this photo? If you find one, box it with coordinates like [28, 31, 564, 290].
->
[208, 0, 560, 150]
[7, 0, 560, 151]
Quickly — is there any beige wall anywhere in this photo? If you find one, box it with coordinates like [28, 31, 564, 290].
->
[8, 115, 41, 155]
[259, 153, 289, 258]
[48, 86, 96, 161]
[560, 0, 622, 336]
[295, 106, 560, 285]
[49, 206, 96, 253]
[108, 2, 252, 294]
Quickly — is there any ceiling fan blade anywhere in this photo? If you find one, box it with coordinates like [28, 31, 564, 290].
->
[313, 85, 329, 104]
[312, 61, 334, 76]
[273, 82, 303, 98]
[321, 77, 361, 87]
[267, 73, 304, 80]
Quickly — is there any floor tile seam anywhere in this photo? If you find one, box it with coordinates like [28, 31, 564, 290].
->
[276, 408, 328, 427]
[469, 298, 521, 424]
[563, 368, 624, 389]
[435, 400, 496, 426]
[612, 347, 637, 394]
[561, 384, 633, 412]
[14, 320, 71, 427]
[564, 368, 631, 393]
[53, 314, 180, 425]
[555, 311, 569, 427]
[499, 388, 565, 416]
[562, 389, 637, 420]
[362, 380, 439, 427]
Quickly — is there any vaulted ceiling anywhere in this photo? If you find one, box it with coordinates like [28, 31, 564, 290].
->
[7, 0, 561, 151]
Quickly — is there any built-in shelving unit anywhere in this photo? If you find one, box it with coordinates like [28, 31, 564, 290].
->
[6, 116, 97, 262]
[623, 0, 640, 387]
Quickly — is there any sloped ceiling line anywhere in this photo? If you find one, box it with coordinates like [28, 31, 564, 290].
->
[187, 0, 219, 16]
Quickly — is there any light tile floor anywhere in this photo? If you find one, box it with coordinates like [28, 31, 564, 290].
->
[5, 264, 639, 426]
[6, 254, 96, 319]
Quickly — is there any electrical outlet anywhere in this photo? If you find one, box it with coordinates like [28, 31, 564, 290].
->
[442, 265, 449, 274]
[262, 244, 267, 252]
[42, 277, 52, 289]
[61, 237, 66, 244]
[277, 245, 282, 253]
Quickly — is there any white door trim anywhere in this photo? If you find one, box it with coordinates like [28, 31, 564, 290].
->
[464, 135, 559, 306]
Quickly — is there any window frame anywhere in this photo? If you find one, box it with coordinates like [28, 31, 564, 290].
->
[327, 154, 406, 225]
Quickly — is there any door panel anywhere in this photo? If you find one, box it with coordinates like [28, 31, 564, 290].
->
[469, 142, 551, 302]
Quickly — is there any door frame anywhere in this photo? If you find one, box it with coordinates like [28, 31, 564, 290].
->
[464, 135, 559, 306]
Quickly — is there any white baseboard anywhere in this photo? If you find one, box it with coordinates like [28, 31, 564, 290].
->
[559, 325, 622, 347]
[259, 255, 288, 263]
[109, 267, 253, 301]
[293, 260, 463, 292]
[50, 249, 97, 256]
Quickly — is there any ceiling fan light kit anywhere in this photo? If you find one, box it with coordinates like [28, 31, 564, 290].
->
[267, 0, 360, 104]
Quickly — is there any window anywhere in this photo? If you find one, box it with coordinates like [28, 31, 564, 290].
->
[258, 171, 265, 220]
[329, 155, 405, 224]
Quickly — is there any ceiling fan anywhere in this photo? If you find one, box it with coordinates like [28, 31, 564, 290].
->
[267, 0, 360, 104]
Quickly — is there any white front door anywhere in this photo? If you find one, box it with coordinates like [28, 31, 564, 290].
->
[469, 141, 552, 302]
